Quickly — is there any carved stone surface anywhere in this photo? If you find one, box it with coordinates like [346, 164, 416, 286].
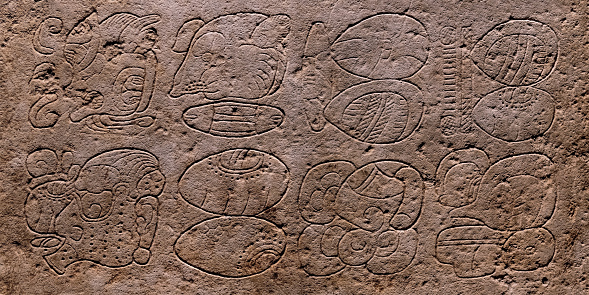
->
[0, 0, 588, 294]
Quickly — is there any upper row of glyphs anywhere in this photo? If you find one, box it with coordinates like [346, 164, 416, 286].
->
[29, 12, 558, 142]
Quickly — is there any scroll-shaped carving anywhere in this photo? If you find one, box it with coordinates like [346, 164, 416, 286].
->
[29, 12, 161, 132]
[435, 149, 558, 277]
[29, 63, 65, 128]
[33, 17, 64, 55]
[298, 221, 418, 276]
[335, 161, 424, 231]
[175, 216, 285, 278]
[176, 149, 289, 277]
[300, 14, 428, 142]
[299, 161, 356, 224]
[25, 149, 165, 274]
[298, 160, 423, 276]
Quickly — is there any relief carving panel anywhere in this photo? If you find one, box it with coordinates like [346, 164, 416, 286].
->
[0, 1, 584, 293]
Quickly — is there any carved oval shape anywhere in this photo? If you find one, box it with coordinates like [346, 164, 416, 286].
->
[325, 80, 423, 144]
[331, 14, 429, 79]
[179, 149, 289, 215]
[471, 20, 558, 86]
[473, 87, 554, 142]
[183, 102, 284, 137]
[175, 216, 285, 277]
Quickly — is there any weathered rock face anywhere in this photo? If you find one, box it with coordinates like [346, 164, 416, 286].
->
[1, 0, 589, 294]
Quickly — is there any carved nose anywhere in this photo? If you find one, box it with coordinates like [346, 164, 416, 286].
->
[169, 85, 183, 98]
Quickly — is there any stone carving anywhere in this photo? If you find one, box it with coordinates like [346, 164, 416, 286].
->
[30, 13, 160, 132]
[472, 86, 555, 142]
[182, 102, 284, 137]
[323, 80, 423, 144]
[170, 13, 289, 100]
[439, 26, 460, 136]
[469, 20, 558, 141]
[471, 20, 558, 86]
[329, 14, 429, 80]
[436, 148, 490, 208]
[435, 149, 557, 277]
[25, 149, 165, 274]
[170, 13, 290, 137]
[298, 160, 423, 276]
[301, 14, 428, 143]
[437, 25, 480, 136]
[175, 216, 286, 278]
[176, 149, 289, 277]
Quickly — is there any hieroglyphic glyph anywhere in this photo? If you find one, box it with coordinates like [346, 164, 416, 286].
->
[301, 14, 427, 143]
[176, 149, 289, 277]
[170, 13, 289, 138]
[441, 20, 558, 141]
[3, 1, 583, 293]
[298, 160, 423, 275]
[25, 149, 164, 274]
[435, 149, 557, 277]
[30, 13, 161, 132]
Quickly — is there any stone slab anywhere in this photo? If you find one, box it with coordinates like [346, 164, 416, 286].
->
[1, 0, 588, 294]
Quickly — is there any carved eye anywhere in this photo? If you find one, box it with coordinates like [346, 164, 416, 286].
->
[79, 191, 114, 220]
[45, 181, 69, 197]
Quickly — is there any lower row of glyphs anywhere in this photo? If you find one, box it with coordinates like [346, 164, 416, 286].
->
[24, 147, 559, 278]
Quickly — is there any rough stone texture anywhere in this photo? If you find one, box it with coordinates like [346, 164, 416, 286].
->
[1, 0, 589, 294]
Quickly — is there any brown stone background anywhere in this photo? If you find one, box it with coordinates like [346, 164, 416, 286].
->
[1, 0, 589, 294]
